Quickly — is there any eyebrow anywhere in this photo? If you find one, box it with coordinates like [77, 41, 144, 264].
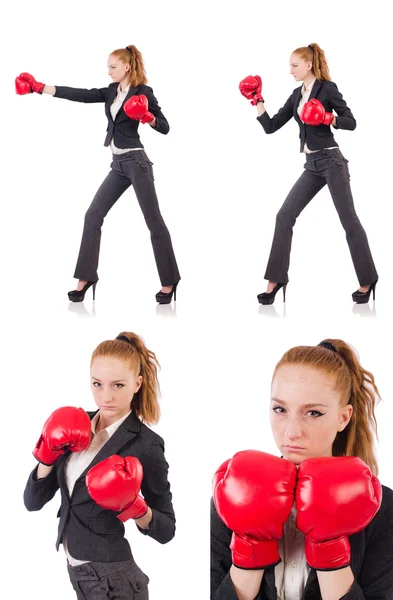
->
[271, 398, 328, 408]
[91, 377, 127, 383]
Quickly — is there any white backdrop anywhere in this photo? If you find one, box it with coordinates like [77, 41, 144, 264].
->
[1, 1, 392, 599]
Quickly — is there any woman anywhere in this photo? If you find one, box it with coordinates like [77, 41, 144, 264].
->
[24, 332, 175, 600]
[15, 45, 180, 304]
[239, 43, 378, 305]
[211, 339, 393, 600]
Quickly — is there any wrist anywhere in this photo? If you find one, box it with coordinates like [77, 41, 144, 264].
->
[305, 536, 351, 570]
[230, 533, 280, 570]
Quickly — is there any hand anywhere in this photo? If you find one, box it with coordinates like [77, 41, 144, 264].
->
[213, 450, 296, 569]
[86, 455, 148, 522]
[123, 94, 154, 124]
[33, 406, 91, 466]
[239, 75, 264, 105]
[300, 98, 333, 126]
[15, 76, 32, 95]
[18, 72, 45, 94]
[296, 456, 382, 570]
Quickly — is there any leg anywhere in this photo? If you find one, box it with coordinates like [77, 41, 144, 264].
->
[264, 169, 326, 283]
[68, 560, 149, 600]
[73, 169, 131, 281]
[125, 152, 180, 287]
[325, 156, 378, 287]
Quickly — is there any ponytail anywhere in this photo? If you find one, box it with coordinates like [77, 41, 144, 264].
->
[273, 339, 380, 474]
[91, 332, 160, 424]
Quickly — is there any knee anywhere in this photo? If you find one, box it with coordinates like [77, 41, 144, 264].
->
[84, 207, 104, 227]
[276, 208, 295, 229]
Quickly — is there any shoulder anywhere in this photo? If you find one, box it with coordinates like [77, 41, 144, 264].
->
[108, 82, 118, 90]
[139, 84, 153, 92]
[321, 80, 339, 91]
[139, 421, 165, 448]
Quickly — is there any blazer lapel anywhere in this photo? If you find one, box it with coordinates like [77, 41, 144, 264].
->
[106, 84, 119, 122]
[308, 78, 323, 101]
[116, 85, 140, 121]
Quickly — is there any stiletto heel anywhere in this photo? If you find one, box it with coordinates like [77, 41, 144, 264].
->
[68, 280, 98, 303]
[257, 282, 288, 305]
[352, 280, 378, 304]
[155, 281, 179, 305]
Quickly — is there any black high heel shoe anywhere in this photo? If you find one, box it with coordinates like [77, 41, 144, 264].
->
[352, 280, 378, 304]
[68, 281, 98, 303]
[257, 282, 287, 305]
[155, 282, 179, 305]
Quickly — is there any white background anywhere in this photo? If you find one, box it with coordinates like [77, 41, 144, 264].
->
[1, 1, 393, 599]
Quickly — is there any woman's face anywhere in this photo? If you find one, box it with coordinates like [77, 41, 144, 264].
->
[289, 53, 313, 82]
[107, 55, 130, 83]
[90, 355, 142, 422]
[270, 364, 353, 464]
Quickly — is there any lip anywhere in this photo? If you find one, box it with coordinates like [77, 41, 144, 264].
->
[283, 445, 306, 451]
[101, 406, 117, 410]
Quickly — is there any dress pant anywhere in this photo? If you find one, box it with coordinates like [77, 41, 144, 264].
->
[67, 557, 149, 600]
[264, 148, 378, 286]
[74, 150, 180, 286]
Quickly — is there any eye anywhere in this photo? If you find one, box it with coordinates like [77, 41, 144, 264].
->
[272, 406, 286, 414]
[114, 383, 125, 389]
[92, 381, 101, 387]
[306, 410, 324, 418]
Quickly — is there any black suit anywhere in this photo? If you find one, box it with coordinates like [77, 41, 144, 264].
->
[53, 82, 180, 286]
[24, 410, 175, 562]
[211, 485, 393, 600]
[256, 80, 377, 286]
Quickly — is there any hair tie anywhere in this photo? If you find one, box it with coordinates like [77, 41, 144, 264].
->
[125, 46, 132, 54]
[308, 44, 314, 52]
[116, 335, 133, 345]
[318, 340, 338, 353]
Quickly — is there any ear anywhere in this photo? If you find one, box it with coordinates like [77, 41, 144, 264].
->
[134, 375, 143, 393]
[337, 404, 353, 432]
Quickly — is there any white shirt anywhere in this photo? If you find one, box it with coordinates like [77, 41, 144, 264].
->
[275, 506, 311, 600]
[109, 84, 143, 155]
[297, 78, 337, 154]
[62, 410, 132, 566]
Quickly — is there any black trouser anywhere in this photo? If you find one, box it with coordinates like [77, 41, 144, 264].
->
[264, 148, 378, 286]
[67, 557, 149, 600]
[74, 150, 180, 286]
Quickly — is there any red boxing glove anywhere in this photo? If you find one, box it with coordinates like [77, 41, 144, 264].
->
[213, 450, 296, 569]
[296, 456, 382, 570]
[86, 455, 148, 522]
[300, 98, 334, 126]
[15, 76, 32, 95]
[18, 72, 45, 94]
[123, 94, 154, 124]
[33, 406, 91, 466]
[239, 75, 264, 105]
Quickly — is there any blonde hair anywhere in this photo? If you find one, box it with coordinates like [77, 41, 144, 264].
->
[272, 339, 379, 474]
[293, 43, 331, 81]
[91, 332, 160, 424]
[110, 45, 147, 87]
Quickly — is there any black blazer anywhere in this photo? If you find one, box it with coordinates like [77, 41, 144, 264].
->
[211, 485, 393, 600]
[53, 83, 169, 148]
[257, 80, 356, 152]
[24, 410, 175, 562]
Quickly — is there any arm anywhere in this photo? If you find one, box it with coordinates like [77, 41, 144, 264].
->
[142, 86, 170, 134]
[23, 463, 60, 511]
[333, 486, 393, 600]
[137, 439, 176, 543]
[256, 93, 294, 134]
[211, 498, 264, 600]
[328, 82, 356, 131]
[53, 85, 109, 103]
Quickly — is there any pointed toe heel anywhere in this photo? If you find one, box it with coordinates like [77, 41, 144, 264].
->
[257, 282, 287, 305]
[68, 281, 98, 303]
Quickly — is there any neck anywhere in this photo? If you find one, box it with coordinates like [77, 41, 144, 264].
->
[303, 73, 315, 88]
[119, 76, 130, 92]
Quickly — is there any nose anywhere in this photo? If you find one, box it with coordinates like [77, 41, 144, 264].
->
[285, 417, 303, 441]
[102, 388, 114, 405]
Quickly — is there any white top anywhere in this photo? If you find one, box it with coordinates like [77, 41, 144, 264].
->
[297, 78, 337, 154]
[63, 410, 132, 566]
[275, 506, 311, 600]
[109, 84, 143, 155]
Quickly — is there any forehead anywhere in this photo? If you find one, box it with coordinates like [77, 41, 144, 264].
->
[272, 364, 339, 405]
[290, 53, 304, 64]
[91, 355, 132, 376]
[107, 55, 124, 65]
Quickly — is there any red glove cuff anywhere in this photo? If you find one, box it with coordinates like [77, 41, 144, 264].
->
[305, 536, 351, 570]
[250, 92, 264, 106]
[323, 112, 334, 125]
[33, 436, 63, 466]
[117, 494, 148, 522]
[230, 533, 280, 570]
[141, 111, 154, 124]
